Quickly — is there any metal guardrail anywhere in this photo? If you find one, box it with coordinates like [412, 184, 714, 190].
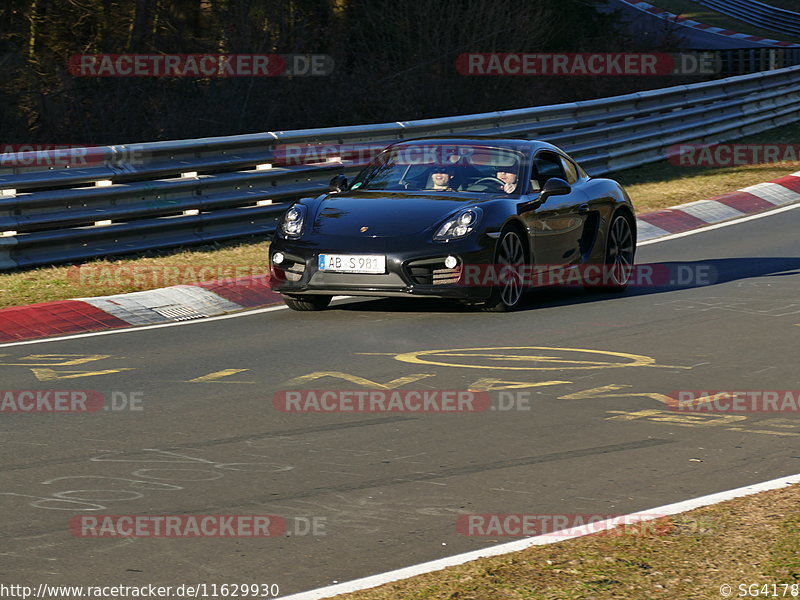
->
[697, 0, 800, 38]
[2, 64, 800, 270]
[718, 47, 800, 74]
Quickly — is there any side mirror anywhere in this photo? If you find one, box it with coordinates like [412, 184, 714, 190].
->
[539, 177, 571, 201]
[329, 174, 349, 193]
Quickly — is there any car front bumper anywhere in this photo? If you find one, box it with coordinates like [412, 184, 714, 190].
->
[269, 235, 496, 301]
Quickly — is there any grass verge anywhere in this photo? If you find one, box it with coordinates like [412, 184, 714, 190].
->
[326, 483, 800, 600]
[1, 121, 799, 309]
[644, 0, 800, 44]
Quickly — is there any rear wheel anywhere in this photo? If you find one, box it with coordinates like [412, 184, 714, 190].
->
[283, 295, 332, 311]
[597, 213, 635, 291]
[481, 229, 527, 312]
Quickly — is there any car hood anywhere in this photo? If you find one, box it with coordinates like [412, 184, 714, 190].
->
[310, 191, 485, 238]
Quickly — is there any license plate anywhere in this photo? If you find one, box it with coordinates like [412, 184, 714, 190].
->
[318, 254, 386, 273]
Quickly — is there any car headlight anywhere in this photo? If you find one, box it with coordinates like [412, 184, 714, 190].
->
[280, 204, 307, 238]
[434, 207, 482, 241]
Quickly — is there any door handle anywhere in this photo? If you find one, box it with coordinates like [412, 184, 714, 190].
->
[578, 203, 590, 213]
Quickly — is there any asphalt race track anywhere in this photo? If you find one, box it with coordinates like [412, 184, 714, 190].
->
[1, 206, 799, 596]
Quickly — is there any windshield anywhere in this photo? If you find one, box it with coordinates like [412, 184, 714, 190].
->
[351, 143, 525, 194]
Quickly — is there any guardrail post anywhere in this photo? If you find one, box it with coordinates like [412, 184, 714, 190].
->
[0, 237, 18, 270]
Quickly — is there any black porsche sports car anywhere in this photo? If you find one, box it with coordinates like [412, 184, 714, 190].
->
[269, 137, 636, 311]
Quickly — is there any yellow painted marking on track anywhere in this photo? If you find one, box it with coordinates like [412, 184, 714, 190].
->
[31, 368, 134, 381]
[186, 369, 255, 383]
[757, 419, 800, 429]
[728, 418, 800, 436]
[468, 378, 570, 392]
[559, 385, 677, 407]
[0, 354, 112, 366]
[559, 385, 632, 399]
[390, 346, 686, 371]
[424, 353, 622, 366]
[606, 409, 800, 437]
[605, 409, 664, 421]
[283, 372, 435, 389]
[726, 428, 800, 436]
[606, 409, 747, 426]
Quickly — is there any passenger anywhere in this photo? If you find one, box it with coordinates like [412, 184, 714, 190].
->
[429, 166, 456, 191]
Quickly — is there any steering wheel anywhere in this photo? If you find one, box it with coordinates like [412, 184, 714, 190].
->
[470, 176, 505, 190]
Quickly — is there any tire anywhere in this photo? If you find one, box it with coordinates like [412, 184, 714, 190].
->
[283, 294, 332, 311]
[595, 212, 635, 292]
[481, 228, 527, 312]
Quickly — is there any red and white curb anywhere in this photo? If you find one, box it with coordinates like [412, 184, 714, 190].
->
[620, 0, 800, 47]
[636, 171, 800, 240]
[80, 285, 244, 325]
[0, 277, 282, 343]
[0, 171, 798, 342]
[277, 472, 800, 600]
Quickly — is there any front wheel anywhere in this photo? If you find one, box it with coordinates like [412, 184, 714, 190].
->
[282, 294, 332, 311]
[596, 213, 635, 292]
[481, 229, 527, 312]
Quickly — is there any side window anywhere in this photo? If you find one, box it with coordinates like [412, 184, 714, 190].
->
[533, 152, 566, 188]
[560, 157, 579, 184]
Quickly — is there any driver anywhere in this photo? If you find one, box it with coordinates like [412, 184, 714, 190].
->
[495, 168, 518, 194]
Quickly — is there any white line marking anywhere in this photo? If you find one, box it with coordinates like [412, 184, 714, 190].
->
[277, 471, 800, 600]
[2, 202, 799, 347]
